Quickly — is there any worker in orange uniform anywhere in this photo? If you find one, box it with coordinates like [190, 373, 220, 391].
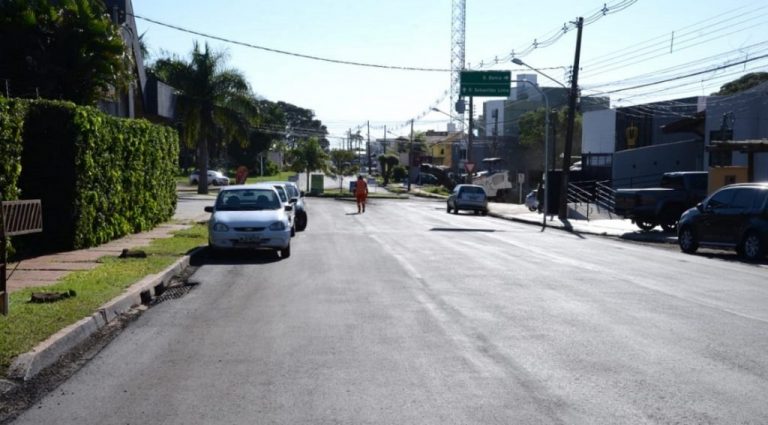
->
[355, 175, 369, 213]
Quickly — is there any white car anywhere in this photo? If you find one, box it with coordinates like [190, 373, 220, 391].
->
[189, 170, 230, 186]
[204, 185, 292, 258]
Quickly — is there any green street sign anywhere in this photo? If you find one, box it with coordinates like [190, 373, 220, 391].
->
[460, 71, 511, 96]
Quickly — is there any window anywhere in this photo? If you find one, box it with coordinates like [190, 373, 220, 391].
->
[731, 188, 757, 210]
[706, 188, 735, 209]
[752, 189, 768, 210]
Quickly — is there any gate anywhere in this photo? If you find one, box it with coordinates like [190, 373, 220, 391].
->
[1, 198, 43, 315]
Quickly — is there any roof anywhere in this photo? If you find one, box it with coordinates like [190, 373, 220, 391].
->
[707, 139, 768, 153]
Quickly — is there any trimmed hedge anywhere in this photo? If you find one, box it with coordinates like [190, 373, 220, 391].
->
[6, 99, 178, 253]
[0, 98, 26, 202]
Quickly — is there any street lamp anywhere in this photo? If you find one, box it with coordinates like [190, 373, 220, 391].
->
[511, 58, 567, 89]
[512, 79, 549, 229]
[513, 57, 577, 221]
[430, 107, 465, 124]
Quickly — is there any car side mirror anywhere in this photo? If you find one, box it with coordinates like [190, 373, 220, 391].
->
[285, 205, 293, 212]
[204, 206, 214, 213]
[695, 203, 703, 212]
[290, 197, 298, 204]
[300, 190, 305, 197]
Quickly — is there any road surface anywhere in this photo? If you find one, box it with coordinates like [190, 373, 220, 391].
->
[11, 197, 768, 424]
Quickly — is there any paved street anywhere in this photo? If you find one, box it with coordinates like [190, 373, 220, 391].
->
[11, 197, 768, 424]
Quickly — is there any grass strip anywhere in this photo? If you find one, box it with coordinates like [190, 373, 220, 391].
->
[0, 224, 207, 371]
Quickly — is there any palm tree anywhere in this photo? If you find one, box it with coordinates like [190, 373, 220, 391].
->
[153, 42, 256, 194]
[289, 137, 329, 191]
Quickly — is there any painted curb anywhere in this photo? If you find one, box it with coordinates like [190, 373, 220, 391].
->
[7, 247, 204, 381]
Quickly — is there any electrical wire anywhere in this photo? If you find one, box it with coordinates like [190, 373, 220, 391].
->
[130, 13, 451, 73]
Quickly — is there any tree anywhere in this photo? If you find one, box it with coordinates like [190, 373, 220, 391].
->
[277, 101, 330, 151]
[288, 137, 329, 190]
[378, 154, 400, 186]
[518, 107, 582, 170]
[153, 42, 257, 194]
[0, 0, 131, 104]
[329, 149, 357, 191]
[713, 72, 768, 96]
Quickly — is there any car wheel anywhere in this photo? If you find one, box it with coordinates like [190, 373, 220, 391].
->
[291, 225, 296, 237]
[481, 209, 488, 216]
[661, 222, 677, 233]
[446, 204, 451, 213]
[740, 231, 764, 261]
[636, 220, 656, 231]
[678, 225, 699, 254]
[296, 212, 307, 231]
[280, 244, 291, 259]
[452, 207, 458, 215]
[528, 206, 537, 212]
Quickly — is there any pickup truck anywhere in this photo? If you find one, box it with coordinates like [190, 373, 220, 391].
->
[613, 171, 708, 232]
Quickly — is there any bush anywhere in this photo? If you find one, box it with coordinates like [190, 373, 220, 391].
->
[9, 100, 178, 254]
[392, 165, 407, 181]
[0, 98, 26, 202]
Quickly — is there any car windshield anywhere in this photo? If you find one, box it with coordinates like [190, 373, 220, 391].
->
[273, 186, 288, 202]
[215, 189, 281, 211]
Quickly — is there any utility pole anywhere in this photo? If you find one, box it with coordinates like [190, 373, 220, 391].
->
[367, 121, 371, 174]
[558, 16, 583, 220]
[467, 96, 474, 183]
[407, 119, 414, 191]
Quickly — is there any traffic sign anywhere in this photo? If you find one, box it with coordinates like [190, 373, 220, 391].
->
[465, 162, 475, 174]
[460, 71, 511, 97]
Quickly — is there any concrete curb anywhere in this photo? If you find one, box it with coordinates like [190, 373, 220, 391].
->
[7, 247, 204, 381]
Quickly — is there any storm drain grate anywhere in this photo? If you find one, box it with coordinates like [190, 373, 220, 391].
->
[150, 282, 198, 306]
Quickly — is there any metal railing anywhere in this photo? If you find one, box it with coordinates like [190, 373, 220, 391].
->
[595, 180, 616, 214]
[567, 181, 595, 220]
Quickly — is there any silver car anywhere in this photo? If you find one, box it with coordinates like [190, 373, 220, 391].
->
[189, 170, 230, 186]
[262, 180, 307, 231]
[204, 185, 292, 258]
[447, 184, 489, 215]
[255, 183, 296, 236]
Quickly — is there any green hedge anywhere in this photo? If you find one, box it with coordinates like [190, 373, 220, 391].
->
[7, 100, 179, 253]
[0, 98, 26, 202]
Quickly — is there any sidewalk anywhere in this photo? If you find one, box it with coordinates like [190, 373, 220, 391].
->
[486, 202, 677, 243]
[5, 192, 214, 294]
[408, 187, 678, 244]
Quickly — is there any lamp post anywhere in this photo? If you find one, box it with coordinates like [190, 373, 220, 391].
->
[512, 79, 549, 229]
[513, 57, 577, 220]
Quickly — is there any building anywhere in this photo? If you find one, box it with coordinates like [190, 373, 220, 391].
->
[100, 0, 175, 122]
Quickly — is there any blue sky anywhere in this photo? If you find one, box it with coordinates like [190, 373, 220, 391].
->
[133, 0, 768, 147]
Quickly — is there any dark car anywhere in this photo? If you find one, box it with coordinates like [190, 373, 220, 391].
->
[447, 184, 488, 215]
[677, 182, 768, 261]
[262, 180, 307, 231]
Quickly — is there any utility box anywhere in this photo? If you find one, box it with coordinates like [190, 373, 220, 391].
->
[310, 174, 324, 195]
[708, 166, 748, 193]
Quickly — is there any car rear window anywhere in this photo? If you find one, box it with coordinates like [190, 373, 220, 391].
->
[217, 189, 281, 210]
[460, 186, 486, 196]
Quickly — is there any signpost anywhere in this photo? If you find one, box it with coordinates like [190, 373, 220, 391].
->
[459, 71, 512, 184]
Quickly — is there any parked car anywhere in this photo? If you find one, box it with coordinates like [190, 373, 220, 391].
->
[255, 182, 296, 236]
[677, 182, 768, 261]
[614, 171, 708, 232]
[262, 180, 308, 231]
[189, 170, 230, 186]
[447, 184, 488, 215]
[525, 190, 539, 212]
[204, 185, 292, 258]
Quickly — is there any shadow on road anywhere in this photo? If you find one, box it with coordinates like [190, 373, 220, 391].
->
[190, 247, 283, 266]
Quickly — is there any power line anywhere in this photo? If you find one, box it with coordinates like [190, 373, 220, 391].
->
[130, 13, 451, 73]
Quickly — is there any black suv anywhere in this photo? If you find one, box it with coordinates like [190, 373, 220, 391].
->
[677, 182, 768, 261]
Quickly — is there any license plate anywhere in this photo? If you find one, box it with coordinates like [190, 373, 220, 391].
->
[239, 235, 262, 244]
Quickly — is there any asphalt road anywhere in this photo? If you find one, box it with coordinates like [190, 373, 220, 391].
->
[11, 197, 768, 424]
